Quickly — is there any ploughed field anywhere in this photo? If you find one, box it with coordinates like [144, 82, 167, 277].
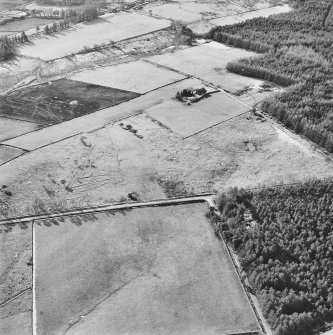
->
[0, 79, 139, 125]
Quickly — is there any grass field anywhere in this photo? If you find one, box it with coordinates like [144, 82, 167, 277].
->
[144, 3, 203, 23]
[0, 145, 26, 165]
[144, 0, 245, 23]
[0, 222, 32, 335]
[20, 13, 170, 61]
[0, 117, 44, 142]
[69, 60, 186, 94]
[146, 90, 249, 137]
[0, 79, 140, 125]
[211, 4, 291, 26]
[0, 17, 57, 33]
[149, 42, 258, 92]
[34, 203, 260, 335]
[0, 0, 27, 11]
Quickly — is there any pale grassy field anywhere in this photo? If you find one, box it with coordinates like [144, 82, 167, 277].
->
[149, 42, 258, 91]
[70, 60, 186, 94]
[146, 91, 249, 138]
[20, 13, 170, 61]
[211, 4, 291, 26]
[144, 0, 245, 23]
[0, 145, 25, 166]
[144, 3, 203, 23]
[0, 117, 44, 142]
[35, 203, 260, 335]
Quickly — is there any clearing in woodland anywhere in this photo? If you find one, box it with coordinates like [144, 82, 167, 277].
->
[34, 203, 260, 335]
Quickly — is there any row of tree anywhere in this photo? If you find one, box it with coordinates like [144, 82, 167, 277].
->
[212, 180, 333, 335]
[36, 0, 97, 6]
[30, 5, 99, 20]
[207, 0, 333, 152]
[0, 33, 29, 61]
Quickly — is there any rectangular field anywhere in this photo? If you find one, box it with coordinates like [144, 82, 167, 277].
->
[149, 42, 258, 92]
[0, 117, 44, 142]
[211, 4, 291, 26]
[70, 60, 186, 94]
[144, 1, 246, 23]
[34, 203, 260, 335]
[0, 79, 140, 125]
[0, 17, 57, 33]
[0, 0, 27, 11]
[144, 3, 202, 23]
[20, 13, 170, 61]
[146, 90, 249, 137]
[0, 144, 26, 165]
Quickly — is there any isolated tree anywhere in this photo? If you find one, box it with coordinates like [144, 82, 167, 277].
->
[44, 25, 50, 35]
[20, 31, 29, 43]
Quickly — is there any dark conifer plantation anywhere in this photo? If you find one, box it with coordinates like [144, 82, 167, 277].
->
[208, 0, 333, 152]
[213, 180, 333, 335]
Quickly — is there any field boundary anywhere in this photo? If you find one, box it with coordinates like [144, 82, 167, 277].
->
[215, 229, 266, 335]
[183, 109, 250, 139]
[0, 193, 215, 225]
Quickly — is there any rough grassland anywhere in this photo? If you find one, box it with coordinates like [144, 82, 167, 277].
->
[35, 203, 260, 335]
[0, 117, 44, 142]
[146, 91, 249, 137]
[0, 79, 140, 125]
[19, 13, 170, 61]
[149, 42, 258, 91]
[69, 60, 186, 94]
[0, 222, 32, 335]
[1, 112, 332, 220]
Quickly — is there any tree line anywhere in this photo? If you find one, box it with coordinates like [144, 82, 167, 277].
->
[207, 0, 333, 152]
[36, 0, 105, 6]
[212, 179, 333, 335]
[0, 33, 29, 61]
